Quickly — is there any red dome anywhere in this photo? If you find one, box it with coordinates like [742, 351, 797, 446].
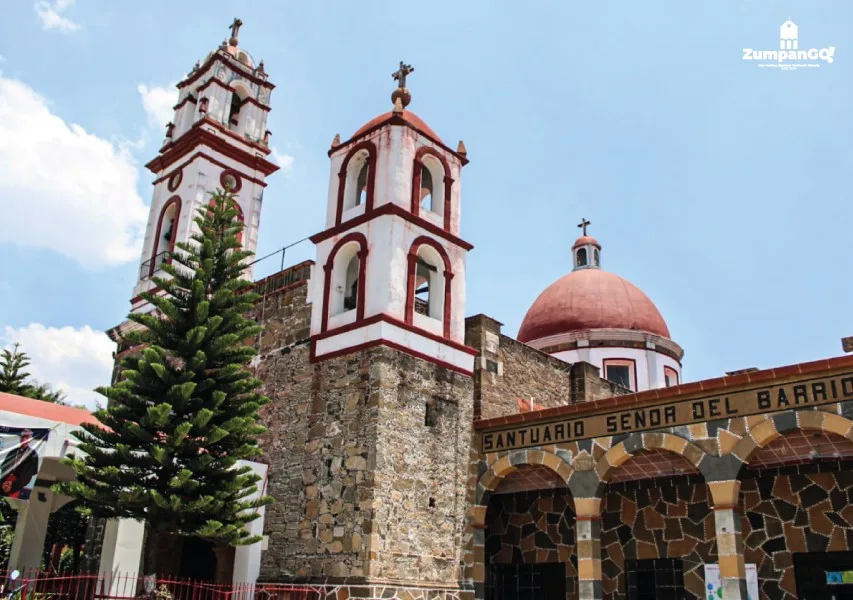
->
[517, 269, 671, 343]
[572, 235, 601, 249]
[352, 110, 442, 142]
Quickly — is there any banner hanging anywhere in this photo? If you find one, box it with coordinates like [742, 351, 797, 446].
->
[0, 426, 50, 500]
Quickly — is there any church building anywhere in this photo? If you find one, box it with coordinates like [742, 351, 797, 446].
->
[102, 23, 853, 600]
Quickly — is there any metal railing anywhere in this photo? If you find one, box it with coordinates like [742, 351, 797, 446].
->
[139, 250, 171, 281]
[0, 570, 319, 600]
[247, 261, 312, 297]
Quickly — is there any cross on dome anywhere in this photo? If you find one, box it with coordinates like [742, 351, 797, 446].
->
[572, 218, 601, 271]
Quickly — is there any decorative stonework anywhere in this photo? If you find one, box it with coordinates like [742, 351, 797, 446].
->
[741, 460, 853, 599]
[601, 474, 715, 599]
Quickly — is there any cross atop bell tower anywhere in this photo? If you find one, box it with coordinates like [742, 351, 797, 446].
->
[229, 17, 243, 46]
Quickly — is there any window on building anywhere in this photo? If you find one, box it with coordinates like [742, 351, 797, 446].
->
[228, 93, 243, 127]
[420, 165, 434, 212]
[424, 402, 438, 427]
[664, 367, 679, 388]
[343, 255, 359, 312]
[593, 248, 600, 266]
[576, 247, 588, 268]
[415, 259, 435, 317]
[604, 359, 635, 391]
[355, 164, 369, 207]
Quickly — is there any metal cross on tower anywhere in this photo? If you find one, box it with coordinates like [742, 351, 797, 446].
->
[392, 61, 414, 89]
[229, 17, 243, 45]
[577, 218, 591, 236]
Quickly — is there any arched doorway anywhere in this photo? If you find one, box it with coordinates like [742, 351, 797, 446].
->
[484, 464, 573, 600]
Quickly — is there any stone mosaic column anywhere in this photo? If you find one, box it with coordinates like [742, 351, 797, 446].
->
[708, 480, 748, 600]
[575, 497, 603, 600]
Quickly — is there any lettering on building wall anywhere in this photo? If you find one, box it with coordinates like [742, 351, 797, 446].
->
[480, 373, 853, 453]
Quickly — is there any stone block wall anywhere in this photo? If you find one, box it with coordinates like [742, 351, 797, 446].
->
[466, 315, 572, 421]
[600, 474, 716, 600]
[369, 347, 474, 584]
[484, 488, 577, 599]
[465, 315, 628, 421]
[741, 460, 853, 600]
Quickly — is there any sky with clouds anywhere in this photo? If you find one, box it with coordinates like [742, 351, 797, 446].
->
[0, 1, 852, 409]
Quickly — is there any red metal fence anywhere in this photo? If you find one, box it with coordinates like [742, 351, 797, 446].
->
[0, 571, 319, 600]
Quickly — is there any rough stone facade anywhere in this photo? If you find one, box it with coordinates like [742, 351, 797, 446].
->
[601, 474, 715, 599]
[465, 315, 628, 421]
[253, 264, 475, 594]
[740, 460, 853, 599]
[484, 488, 578, 598]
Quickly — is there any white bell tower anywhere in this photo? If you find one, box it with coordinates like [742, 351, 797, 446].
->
[308, 63, 477, 375]
[130, 18, 278, 316]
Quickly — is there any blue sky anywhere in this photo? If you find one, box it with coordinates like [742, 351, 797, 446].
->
[0, 1, 851, 407]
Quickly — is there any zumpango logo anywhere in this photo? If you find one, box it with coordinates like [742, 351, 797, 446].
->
[743, 20, 836, 70]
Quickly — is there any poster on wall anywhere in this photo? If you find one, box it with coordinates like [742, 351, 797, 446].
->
[704, 564, 759, 600]
[0, 426, 50, 500]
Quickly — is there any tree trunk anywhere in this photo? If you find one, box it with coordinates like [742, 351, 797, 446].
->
[143, 528, 160, 576]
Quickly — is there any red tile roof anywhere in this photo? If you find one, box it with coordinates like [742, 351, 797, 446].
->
[0, 392, 100, 427]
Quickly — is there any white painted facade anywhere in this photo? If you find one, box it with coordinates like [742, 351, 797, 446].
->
[130, 43, 275, 315]
[311, 114, 472, 372]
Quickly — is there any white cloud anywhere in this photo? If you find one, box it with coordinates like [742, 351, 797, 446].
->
[0, 75, 148, 268]
[2, 324, 114, 410]
[270, 146, 295, 172]
[137, 83, 178, 131]
[34, 0, 81, 33]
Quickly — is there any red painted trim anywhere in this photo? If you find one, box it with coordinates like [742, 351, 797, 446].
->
[172, 95, 198, 111]
[404, 237, 454, 339]
[146, 120, 278, 176]
[178, 53, 275, 92]
[332, 113, 468, 166]
[312, 312, 477, 357]
[310, 338, 473, 377]
[335, 141, 377, 226]
[411, 147, 454, 232]
[219, 169, 243, 193]
[167, 169, 183, 192]
[152, 152, 268, 189]
[149, 196, 181, 277]
[130, 285, 162, 305]
[320, 232, 368, 333]
[602, 358, 639, 392]
[199, 117, 272, 155]
[310, 202, 474, 252]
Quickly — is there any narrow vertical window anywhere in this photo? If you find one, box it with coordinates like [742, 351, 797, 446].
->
[420, 165, 434, 212]
[415, 259, 435, 316]
[355, 164, 369, 207]
[576, 248, 588, 268]
[228, 93, 243, 127]
[343, 255, 359, 311]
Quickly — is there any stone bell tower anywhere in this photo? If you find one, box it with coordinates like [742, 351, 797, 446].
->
[129, 18, 278, 318]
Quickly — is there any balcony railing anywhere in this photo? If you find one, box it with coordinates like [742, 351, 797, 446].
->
[139, 250, 171, 280]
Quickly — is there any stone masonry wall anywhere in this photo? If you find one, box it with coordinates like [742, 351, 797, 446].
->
[465, 315, 628, 421]
[740, 460, 853, 600]
[369, 347, 474, 585]
[466, 315, 572, 421]
[253, 273, 475, 592]
[484, 488, 578, 599]
[601, 474, 715, 600]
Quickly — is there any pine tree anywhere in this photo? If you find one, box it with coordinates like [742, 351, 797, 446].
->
[56, 189, 272, 575]
[0, 344, 68, 403]
[0, 343, 32, 395]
